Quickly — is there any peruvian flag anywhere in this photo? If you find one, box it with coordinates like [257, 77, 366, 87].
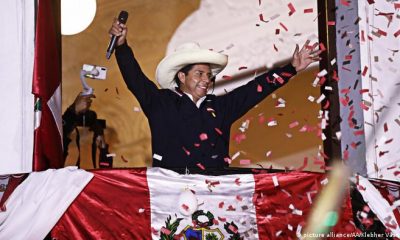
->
[50, 168, 355, 239]
[32, 0, 63, 171]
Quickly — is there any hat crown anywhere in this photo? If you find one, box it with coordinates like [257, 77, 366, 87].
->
[175, 42, 201, 52]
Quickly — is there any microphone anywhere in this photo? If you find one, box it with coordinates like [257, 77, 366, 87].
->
[106, 11, 129, 59]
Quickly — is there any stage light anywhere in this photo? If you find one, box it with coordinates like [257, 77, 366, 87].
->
[61, 0, 96, 35]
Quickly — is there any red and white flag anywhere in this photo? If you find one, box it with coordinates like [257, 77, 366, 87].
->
[32, 0, 63, 171]
[51, 168, 355, 239]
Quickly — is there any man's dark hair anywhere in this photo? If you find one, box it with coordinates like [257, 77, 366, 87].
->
[173, 63, 216, 90]
[173, 64, 195, 88]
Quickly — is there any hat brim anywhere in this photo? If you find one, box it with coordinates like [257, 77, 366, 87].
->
[156, 49, 228, 89]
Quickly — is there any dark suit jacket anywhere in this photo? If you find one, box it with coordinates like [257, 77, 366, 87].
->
[116, 43, 296, 170]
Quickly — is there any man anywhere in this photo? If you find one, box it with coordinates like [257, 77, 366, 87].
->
[109, 18, 321, 172]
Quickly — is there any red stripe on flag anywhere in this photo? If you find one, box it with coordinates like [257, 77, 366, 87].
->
[253, 172, 354, 239]
[51, 168, 151, 239]
[32, 0, 63, 170]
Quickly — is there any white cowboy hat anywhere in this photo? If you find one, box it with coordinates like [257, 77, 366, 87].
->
[155, 42, 228, 89]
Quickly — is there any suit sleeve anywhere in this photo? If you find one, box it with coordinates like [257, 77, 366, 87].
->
[219, 63, 297, 124]
[115, 43, 159, 112]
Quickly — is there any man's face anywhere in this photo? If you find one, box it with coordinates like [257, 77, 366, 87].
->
[178, 64, 212, 102]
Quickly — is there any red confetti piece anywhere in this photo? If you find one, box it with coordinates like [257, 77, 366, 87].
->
[360, 102, 370, 111]
[340, 0, 350, 6]
[395, 3, 400, 9]
[353, 130, 364, 136]
[238, 66, 247, 70]
[196, 163, 205, 170]
[151, 227, 159, 235]
[297, 157, 308, 171]
[281, 72, 294, 77]
[214, 128, 223, 135]
[275, 29, 280, 35]
[240, 159, 251, 165]
[218, 201, 224, 208]
[115, 87, 119, 95]
[319, 43, 326, 52]
[362, 66, 368, 76]
[377, 29, 387, 37]
[218, 216, 226, 222]
[257, 84, 263, 92]
[226, 205, 236, 211]
[303, 8, 313, 13]
[121, 155, 129, 162]
[224, 157, 232, 164]
[394, 29, 400, 38]
[228, 224, 238, 233]
[323, 100, 330, 109]
[199, 133, 208, 141]
[279, 22, 288, 31]
[181, 204, 189, 211]
[273, 44, 278, 52]
[222, 75, 233, 81]
[259, 13, 268, 22]
[236, 195, 243, 201]
[384, 123, 388, 132]
[182, 147, 190, 156]
[104, 88, 109, 92]
[367, 0, 375, 4]
[234, 178, 241, 186]
[288, 3, 296, 16]
[160, 227, 171, 235]
[327, 21, 336, 26]
[205, 179, 220, 187]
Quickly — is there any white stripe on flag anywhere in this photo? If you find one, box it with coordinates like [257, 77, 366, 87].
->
[47, 84, 63, 141]
[147, 168, 259, 239]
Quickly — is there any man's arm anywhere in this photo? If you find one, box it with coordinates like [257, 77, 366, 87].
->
[110, 18, 159, 111]
[219, 40, 321, 124]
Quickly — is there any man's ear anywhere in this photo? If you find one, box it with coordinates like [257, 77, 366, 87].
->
[177, 72, 186, 84]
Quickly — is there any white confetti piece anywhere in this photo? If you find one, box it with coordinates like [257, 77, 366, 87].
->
[272, 176, 279, 187]
[153, 153, 163, 161]
[232, 151, 241, 160]
[316, 94, 326, 104]
[307, 96, 315, 102]
[106, 153, 116, 157]
[321, 178, 329, 185]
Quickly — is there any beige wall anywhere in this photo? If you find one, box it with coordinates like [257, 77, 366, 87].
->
[63, 0, 322, 172]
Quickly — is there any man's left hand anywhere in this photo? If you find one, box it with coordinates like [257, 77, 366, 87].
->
[291, 40, 322, 72]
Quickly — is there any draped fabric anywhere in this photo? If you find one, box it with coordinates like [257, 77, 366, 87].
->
[52, 168, 355, 239]
[32, 0, 63, 171]
[0, 167, 93, 240]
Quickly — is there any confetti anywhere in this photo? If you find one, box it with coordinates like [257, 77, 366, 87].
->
[199, 133, 208, 141]
[259, 13, 268, 23]
[304, 8, 313, 13]
[121, 155, 129, 162]
[238, 66, 248, 70]
[289, 121, 299, 128]
[288, 3, 296, 16]
[232, 151, 241, 160]
[153, 153, 162, 161]
[240, 159, 251, 165]
[106, 153, 116, 157]
[272, 175, 279, 187]
[182, 147, 190, 156]
[196, 163, 205, 170]
[279, 22, 288, 31]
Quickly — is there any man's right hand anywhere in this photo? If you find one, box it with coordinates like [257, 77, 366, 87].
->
[73, 93, 95, 115]
[108, 18, 127, 47]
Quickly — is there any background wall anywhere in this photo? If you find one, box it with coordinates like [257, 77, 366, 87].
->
[63, 0, 323, 172]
